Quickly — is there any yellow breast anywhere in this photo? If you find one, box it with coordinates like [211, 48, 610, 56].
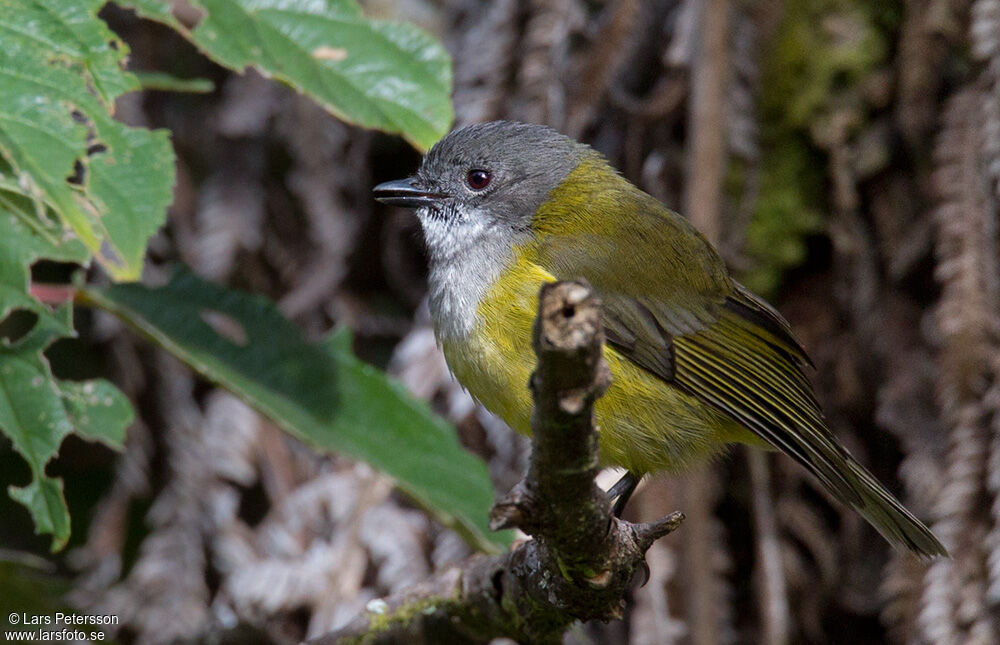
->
[440, 249, 739, 475]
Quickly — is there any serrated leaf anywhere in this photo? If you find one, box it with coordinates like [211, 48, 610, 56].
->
[4, 0, 140, 105]
[0, 192, 89, 329]
[124, 0, 452, 150]
[0, 0, 176, 279]
[83, 117, 175, 276]
[0, 308, 131, 551]
[7, 477, 70, 550]
[84, 268, 508, 552]
[59, 379, 132, 446]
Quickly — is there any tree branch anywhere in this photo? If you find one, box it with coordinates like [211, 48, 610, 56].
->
[308, 280, 684, 644]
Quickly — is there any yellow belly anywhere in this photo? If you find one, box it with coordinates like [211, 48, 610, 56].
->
[439, 257, 741, 475]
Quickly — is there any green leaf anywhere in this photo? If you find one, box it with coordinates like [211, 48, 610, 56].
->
[123, 0, 452, 150]
[0, 0, 139, 108]
[0, 170, 131, 553]
[0, 308, 131, 551]
[0, 0, 176, 280]
[59, 379, 132, 446]
[84, 268, 508, 552]
[0, 192, 89, 329]
[317, 331, 509, 551]
[0, 549, 73, 616]
[0, 554, 72, 617]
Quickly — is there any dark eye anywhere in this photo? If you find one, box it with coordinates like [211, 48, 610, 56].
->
[466, 169, 491, 190]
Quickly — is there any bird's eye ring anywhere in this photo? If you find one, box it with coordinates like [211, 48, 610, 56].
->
[466, 169, 491, 191]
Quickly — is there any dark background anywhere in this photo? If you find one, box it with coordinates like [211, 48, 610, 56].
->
[3, 1, 998, 644]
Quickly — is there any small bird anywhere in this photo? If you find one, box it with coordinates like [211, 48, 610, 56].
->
[374, 121, 946, 557]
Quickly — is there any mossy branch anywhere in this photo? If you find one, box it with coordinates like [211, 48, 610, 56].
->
[308, 280, 684, 645]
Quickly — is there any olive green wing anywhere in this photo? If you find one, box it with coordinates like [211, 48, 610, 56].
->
[536, 201, 945, 556]
[534, 182, 735, 342]
[669, 289, 944, 555]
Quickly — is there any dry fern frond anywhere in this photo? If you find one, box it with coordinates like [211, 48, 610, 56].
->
[897, 85, 1000, 645]
[971, 0, 1000, 65]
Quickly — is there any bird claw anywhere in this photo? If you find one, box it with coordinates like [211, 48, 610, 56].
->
[631, 560, 651, 588]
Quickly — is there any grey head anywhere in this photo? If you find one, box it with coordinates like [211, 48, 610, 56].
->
[374, 121, 584, 265]
[373, 121, 586, 339]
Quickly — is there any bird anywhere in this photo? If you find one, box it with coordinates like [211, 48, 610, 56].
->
[373, 120, 946, 557]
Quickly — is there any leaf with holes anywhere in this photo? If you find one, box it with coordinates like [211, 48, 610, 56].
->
[124, 0, 452, 150]
[0, 0, 171, 545]
[0, 187, 131, 551]
[83, 268, 508, 552]
[0, 101, 141, 550]
[0, 191, 89, 331]
[0, 0, 175, 280]
[0, 307, 131, 551]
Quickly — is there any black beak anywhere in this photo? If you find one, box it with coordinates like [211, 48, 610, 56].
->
[373, 178, 447, 209]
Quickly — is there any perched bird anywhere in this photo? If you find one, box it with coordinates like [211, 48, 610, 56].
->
[374, 121, 946, 557]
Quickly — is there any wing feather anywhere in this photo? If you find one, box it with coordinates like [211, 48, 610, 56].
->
[668, 301, 944, 555]
[531, 153, 945, 554]
[672, 316, 860, 501]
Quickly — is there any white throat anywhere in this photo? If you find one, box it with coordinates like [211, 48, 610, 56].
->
[419, 210, 524, 341]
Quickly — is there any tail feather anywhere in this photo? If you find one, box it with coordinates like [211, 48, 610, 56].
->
[841, 455, 948, 557]
[671, 287, 947, 557]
